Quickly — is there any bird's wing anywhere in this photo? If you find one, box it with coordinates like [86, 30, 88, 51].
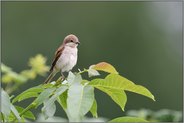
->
[50, 45, 64, 71]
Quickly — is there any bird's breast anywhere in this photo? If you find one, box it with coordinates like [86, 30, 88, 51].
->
[55, 46, 78, 72]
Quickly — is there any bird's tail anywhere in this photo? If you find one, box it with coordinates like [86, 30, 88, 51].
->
[44, 70, 57, 84]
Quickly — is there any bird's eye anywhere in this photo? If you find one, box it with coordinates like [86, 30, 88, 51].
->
[70, 40, 73, 42]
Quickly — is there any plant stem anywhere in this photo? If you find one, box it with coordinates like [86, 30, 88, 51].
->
[78, 69, 88, 74]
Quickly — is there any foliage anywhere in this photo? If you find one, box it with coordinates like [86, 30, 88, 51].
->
[1, 54, 49, 94]
[1, 55, 156, 122]
[126, 109, 182, 122]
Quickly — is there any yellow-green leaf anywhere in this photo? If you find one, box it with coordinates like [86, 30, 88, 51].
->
[90, 99, 98, 118]
[96, 87, 127, 111]
[12, 86, 44, 103]
[15, 106, 35, 120]
[106, 74, 155, 101]
[18, 92, 38, 102]
[57, 90, 68, 111]
[89, 74, 155, 101]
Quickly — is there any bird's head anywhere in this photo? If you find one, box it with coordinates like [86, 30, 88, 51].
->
[63, 34, 80, 48]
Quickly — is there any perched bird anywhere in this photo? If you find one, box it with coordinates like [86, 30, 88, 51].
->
[44, 34, 80, 83]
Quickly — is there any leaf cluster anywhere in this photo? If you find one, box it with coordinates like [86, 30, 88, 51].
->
[1, 59, 155, 122]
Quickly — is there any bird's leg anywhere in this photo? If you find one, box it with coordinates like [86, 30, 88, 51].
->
[61, 72, 65, 81]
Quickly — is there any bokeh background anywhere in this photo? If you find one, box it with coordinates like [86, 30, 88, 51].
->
[2, 1, 182, 120]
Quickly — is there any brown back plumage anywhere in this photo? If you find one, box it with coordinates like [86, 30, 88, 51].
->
[50, 45, 64, 71]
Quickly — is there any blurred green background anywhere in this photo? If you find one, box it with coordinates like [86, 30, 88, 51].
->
[2, 1, 182, 120]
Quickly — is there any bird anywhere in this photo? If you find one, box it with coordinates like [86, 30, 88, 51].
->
[44, 34, 80, 84]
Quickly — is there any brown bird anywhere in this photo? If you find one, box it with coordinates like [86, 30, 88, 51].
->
[44, 34, 80, 83]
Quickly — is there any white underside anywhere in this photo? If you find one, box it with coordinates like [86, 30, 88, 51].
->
[55, 46, 78, 73]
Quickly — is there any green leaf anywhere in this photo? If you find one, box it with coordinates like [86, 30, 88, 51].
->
[7, 112, 17, 122]
[20, 116, 25, 122]
[18, 92, 38, 102]
[96, 87, 127, 111]
[106, 74, 155, 101]
[89, 74, 155, 101]
[42, 85, 68, 119]
[67, 72, 75, 85]
[109, 116, 148, 122]
[126, 85, 155, 101]
[15, 106, 35, 120]
[10, 104, 21, 121]
[67, 84, 94, 122]
[67, 72, 82, 85]
[91, 62, 119, 74]
[44, 85, 68, 106]
[42, 99, 56, 119]
[57, 90, 68, 110]
[12, 85, 44, 103]
[90, 99, 98, 118]
[34, 87, 56, 106]
[1, 89, 11, 118]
